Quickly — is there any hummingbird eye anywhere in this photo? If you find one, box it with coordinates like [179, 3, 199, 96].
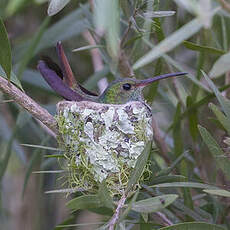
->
[122, 83, 131, 90]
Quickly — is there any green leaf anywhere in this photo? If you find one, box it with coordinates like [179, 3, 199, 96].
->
[22, 137, 50, 197]
[162, 53, 210, 92]
[72, 45, 104, 52]
[157, 151, 188, 176]
[119, 189, 139, 223]
[21, 144, 62, 151]
[6, 0, 29, 16]
[143, 11, 175, 18]
[173, 103, 183, 156]
[48, 0, 70, 16]
[0, 129, 16, 181]
[131, 194, 178, 213]
[167, 84, 230, 133]
[159, 222, 226, 230]
[183, 41, 225, 55]
[150, 175, 186, 185]
[133, 18, 203, 69]
[202, 71, 230, 122]
[151, 182, 217, 189]
[45, 188, 84, 194]
[33, 170, 65, 174]
[22, 148, 42, 196]
[198, 125, 230, 180]
[0, 111, 28, 181]
[0, 65, 23, 90]
[126, 141, 152, 192]
[209, 52, 230, 78]
[67, 195, 103, 212]
[0, 17, 12, 80]
[187, 96, 199, 140]
[54, 216, 75, 230]
[98, 181, 114, 209]
[209, 103, 230, 136]
[203, 189, 230, 197]
[94, 0, 119, 57]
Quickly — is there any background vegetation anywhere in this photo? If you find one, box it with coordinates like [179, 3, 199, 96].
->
[1, 0, 230, 229]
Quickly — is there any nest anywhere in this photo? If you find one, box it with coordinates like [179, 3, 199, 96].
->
[57, 101, 153, 195]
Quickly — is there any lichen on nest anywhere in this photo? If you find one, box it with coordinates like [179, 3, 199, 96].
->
[56, 101, 153, 195]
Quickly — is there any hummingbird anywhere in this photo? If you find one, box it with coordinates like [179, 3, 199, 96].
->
[38, 42, 187, 104]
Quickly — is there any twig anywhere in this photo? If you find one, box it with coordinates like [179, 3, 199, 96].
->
[120, 20, 132, 49]
[216, 0, 230, 13]
[0, 77, 58, 135]
[35, 118, 57, 138]
[155, 211, 173, 226]
[108, 192, 127, 230]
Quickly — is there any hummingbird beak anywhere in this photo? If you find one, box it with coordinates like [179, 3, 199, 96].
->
[135, 72, 187, 87]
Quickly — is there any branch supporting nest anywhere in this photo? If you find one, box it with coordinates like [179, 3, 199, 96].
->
[0, 77, 58, 136]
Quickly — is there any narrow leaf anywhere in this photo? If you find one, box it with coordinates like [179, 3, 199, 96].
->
[45, 188, 84, 194]
[209, 103, 230, 136]
[126, 141, 152, 192]
[159, 222, 226, 230]
[67, 195, 103, 211]
[21, 144, 62, 151]
[48, 0, 70, 16]
[209, 52, 230, 78]
[173, 103, 183, 156]
[143, 11, 175, 18]
[131, 194, 178, 213]
[0, 17, 12, 80]
[98, 182, 114, 209]
[203, 189, 230, 197]
[183, 41, 225, 55]
[72, 45, 104, 52]
[151, 182, 217, 190]
[94, 0, 119, 57]
[187, 96, 199, 140]
[0, 65, 23, 90]
[133, 18, 203, 69]
[198, 125, 230, 180]
[202, 71, 230, 122]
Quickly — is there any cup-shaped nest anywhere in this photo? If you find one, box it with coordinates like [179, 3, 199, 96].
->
[57, 101, 153, 195]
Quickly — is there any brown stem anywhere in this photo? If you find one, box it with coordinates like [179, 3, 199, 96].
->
[0, 77, 58, 136]
[216, 0, 230, 13]
[108, 192, 127, 230]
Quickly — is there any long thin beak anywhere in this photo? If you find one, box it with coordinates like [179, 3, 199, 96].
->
[135, 72, 187, 87]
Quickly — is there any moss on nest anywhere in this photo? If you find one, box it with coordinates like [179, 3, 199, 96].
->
[56, 101, 153, 196]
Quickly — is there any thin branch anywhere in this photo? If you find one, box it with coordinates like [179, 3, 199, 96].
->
[216, 0, 230, 13]
[155, 211, 173, 226]
[108, 192, 127, 230]
[0, 77, 58, 136]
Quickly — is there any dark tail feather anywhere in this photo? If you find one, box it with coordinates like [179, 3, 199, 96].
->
[41, 56, 63, 79]
[56, 41, 98, 96]
[37, 60, 85, 101]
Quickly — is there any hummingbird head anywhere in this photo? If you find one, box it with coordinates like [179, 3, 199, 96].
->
[99, 72, 187, 104]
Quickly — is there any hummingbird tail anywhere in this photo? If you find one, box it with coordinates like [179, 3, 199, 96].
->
[56, 41, 98, 96]
[37, 60, 85, 101]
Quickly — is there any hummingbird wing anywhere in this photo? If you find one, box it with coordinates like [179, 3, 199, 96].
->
[56, 41, 98, 96]
[38, 60, 91, 101]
